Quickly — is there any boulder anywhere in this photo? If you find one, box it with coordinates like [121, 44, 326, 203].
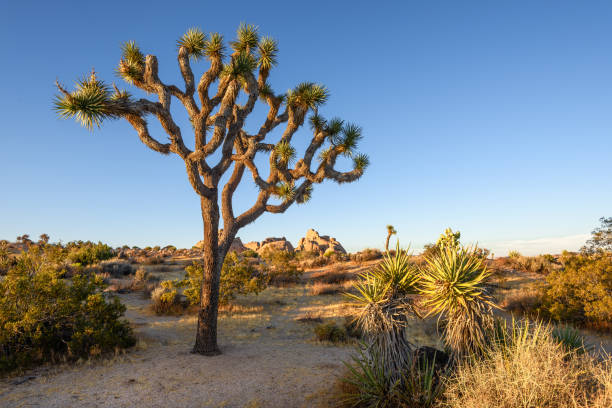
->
[296, 229, 347, 254]
[194, 237, 246, 254]
[228, 237, 246, 253]
[257, 237, 294, 254]
[244, 241, 261, 251]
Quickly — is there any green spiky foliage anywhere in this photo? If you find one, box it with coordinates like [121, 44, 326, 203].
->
[346, 243, 421, 383]
[420, 244, 497, 356]
[221, 52, 258, 80]
[117, 41, 145, 84]
[309, 114, 326, 132]
[257, 37, 278, 70]
[286, 82, 329, 110]
[204, 32, 225, 59]
[273, 182, 295, 200]
[231, 23, 259, 54]
[53, 72, 114, 130]
[177, 27, 206, 60]
[272, 141, 296, 167]
[353, 153, 370, 172]
[295, 184, 312, 204]
[551, 325, 589, 353]
[335, 123, 362, 156]
[258, 82, 275, 100]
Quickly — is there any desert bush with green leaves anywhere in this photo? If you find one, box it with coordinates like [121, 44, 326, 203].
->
[540, 251, 612, 328]
[181, 252, 267, 306]
[261, 250, 303, 286]
[66, 241, 115, 266]
[0, 247, 134, 374]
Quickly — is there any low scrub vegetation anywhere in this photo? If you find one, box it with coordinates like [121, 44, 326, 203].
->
[337, 227, 612, 407]
[0, 246, 135, 374]
[442, 321, 611, 408]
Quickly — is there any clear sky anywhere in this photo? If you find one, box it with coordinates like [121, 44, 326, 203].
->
[1, 1, 610, 255]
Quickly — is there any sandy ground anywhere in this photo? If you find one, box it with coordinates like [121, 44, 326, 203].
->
[0, 261, 440, 408]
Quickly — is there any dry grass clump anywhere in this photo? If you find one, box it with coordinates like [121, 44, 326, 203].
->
[314, 321, 348, 343]
[296, 312, 323, 323]
[350, 248, 383, 263]
[310, 282, 344, 296]
[310, 265, 355, 284]
[442, 323, 612, 408]
[499, 285, 543, 315]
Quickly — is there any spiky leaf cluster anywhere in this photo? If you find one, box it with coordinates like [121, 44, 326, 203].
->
[257, 37, 278, 70]
[231, 23, 259, 54]
[54, 72, 114, 130]
[333, 123, 362, 157]
[221, 52, 257, 80]
[117, 41, 144, 84]
[272, 182, 295, 200]
[272, 141, 296, 167]
[295, 184, 312, 204]
[204, 32, 225, 59]
[353, 153, 370, 171]
[177, 28, 206, 60]
[286, 82, 328, 110]
[420, 245, 496, 355]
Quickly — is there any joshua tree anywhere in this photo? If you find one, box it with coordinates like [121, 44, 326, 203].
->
[384, 225, 397, 252]
[53, 24, 369, 355]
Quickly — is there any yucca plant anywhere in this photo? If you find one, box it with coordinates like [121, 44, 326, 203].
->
[346, 243, 420, 382]
[420, 245, 497, 357]
[552, 325, 590, 354]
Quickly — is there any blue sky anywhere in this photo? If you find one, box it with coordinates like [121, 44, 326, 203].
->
[1, 1, 610, 255]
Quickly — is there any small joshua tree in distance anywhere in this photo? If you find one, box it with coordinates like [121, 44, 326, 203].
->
[53, 24, 369, 355]
[385, 225, 397, 252]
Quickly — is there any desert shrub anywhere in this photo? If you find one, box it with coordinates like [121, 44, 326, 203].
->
[508, 250, 521, 259]
[241, 249, 259, 258]
[540, 251, 612, 327]
[131, 267, 154, 291]
[261, 250, 303, 286]
[0, 249, 134, 373]
[294, 250, 319, 261]
[499, 286, 543, 315]
[310, 265, 354, 284]
[150, 281, 184, 315]
[442, 320, 611, 408]
[182, 252, 267, 306]
[350, 248, 383, 263]
[143, 255, 164, 265]
[0, 242, 15, 275]
[67, 241, 114, 266]
[510, 254, 557, 274]
[304, 255, 331, 268]
[314, 321, 348, 343]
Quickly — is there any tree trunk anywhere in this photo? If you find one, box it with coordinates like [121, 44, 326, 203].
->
[192, 196, 224, 355]
[385, 234, 391, 252]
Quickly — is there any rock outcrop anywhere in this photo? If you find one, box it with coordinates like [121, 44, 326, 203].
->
[296, 229, 346, 254]
[257, 237, 294, 254]
[194, 237, 246, 254]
